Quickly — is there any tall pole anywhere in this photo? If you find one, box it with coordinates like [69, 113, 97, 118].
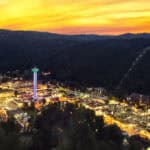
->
[33, 71, 37, 99]
[32, 67, 39, 100]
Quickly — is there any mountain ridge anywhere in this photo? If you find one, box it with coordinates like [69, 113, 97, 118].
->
[1, 29, 150, 40]
[1, 29, 150, 94]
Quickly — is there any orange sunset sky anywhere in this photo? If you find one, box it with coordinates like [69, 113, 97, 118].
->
[0, 0, 150, 35]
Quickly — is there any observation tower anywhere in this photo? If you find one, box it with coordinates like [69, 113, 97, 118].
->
[32, 67, 39, 100]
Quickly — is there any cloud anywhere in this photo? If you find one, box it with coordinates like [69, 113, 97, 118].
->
[0, 0, 150, 34]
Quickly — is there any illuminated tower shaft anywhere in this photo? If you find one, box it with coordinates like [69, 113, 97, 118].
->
[32, 67, 39, 100]
[33, 72, 37, 99]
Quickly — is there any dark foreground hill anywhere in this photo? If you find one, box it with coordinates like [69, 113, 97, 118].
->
[1, 29, 150, 94]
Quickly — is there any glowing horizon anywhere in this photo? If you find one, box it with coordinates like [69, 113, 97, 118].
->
[0, 0, 150, 35]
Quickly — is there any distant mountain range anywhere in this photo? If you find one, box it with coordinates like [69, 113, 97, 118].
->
[1, 29, 150, 94]
[1, 29, 150, 40]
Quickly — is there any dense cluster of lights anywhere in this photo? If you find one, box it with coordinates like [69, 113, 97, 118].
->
[0, 79, 149, 142]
